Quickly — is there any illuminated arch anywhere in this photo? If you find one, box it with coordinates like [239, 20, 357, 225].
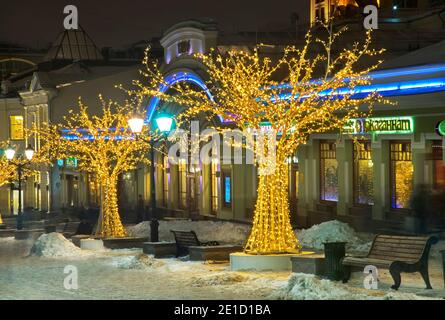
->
[0, 58, 37, 66]
[146, 70, 225, 122]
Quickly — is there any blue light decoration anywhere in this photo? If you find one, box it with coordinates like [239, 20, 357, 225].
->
[224, 176, 231, 205]
[146, 71, 227, 123]
[62, 63, 445, 140]
[274, 77, 445, 102]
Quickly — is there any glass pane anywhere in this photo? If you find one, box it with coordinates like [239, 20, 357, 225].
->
[356, 159, 374, 205]
[321, 158, 338, 201]
[391, 142, 413, 209]
[393, 161, 414, 209]
[10, 115, 24, 140]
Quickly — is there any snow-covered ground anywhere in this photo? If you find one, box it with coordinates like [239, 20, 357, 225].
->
[0, 221, 443, 300]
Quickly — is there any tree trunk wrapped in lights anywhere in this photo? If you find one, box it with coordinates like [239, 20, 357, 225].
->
[32, 99, 151, 238]
[131, 21, 391, 254]
[245, 158, 300, 253]
[98, 175, 126, 237]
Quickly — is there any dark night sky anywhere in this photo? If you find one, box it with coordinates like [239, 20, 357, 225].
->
[0, 0, 304, 49]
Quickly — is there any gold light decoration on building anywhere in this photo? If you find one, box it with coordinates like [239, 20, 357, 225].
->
[33, 99, 151, 238]
[131, 22, 388, 254]
[0, 156, 16, 188]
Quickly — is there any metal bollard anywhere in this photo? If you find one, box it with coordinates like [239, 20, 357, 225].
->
[150, 218, 159, 242]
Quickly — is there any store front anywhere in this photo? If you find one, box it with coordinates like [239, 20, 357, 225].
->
[296, 113, 445, 233]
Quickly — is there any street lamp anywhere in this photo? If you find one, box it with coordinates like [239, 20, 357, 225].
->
[128, 113, 174, 240]
[5, 144, 34, 230]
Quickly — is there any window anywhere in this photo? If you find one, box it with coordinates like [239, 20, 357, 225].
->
[210, 160, 219, 215]
[10, 115, 24, 140]
[177, 40, 191, 55]
[431, 141, 445, 190]
[353, 141, 374, 205]
[222, 170, 232, 208]
[320, 141, 338, 201]
[390, 142, 413, 209]
[178, 159, 187, 209]
[162, 155, 169, 207]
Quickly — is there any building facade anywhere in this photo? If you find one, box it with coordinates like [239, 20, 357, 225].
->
[1, 1, 445, 233]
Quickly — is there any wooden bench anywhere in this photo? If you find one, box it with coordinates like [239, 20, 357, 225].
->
[170, 230, 219, 257]
[342, 235, 438, 290]
[62, 221, 81, 238]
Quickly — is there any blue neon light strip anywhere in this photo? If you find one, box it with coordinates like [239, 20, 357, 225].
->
[63, 65, 445, 140]
[274, 77, 445, 101]
[146, 71, 224, 122]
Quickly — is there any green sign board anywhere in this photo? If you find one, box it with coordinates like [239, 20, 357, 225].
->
[344, 117, 414, 135]
[436, 120, 445, 136]
[66, 157, 78, 168]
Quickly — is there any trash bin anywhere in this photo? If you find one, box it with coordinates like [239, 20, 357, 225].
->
[323, 242, 347, 281]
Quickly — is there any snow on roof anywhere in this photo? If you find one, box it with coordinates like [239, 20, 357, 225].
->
[381, 39, 445, 69]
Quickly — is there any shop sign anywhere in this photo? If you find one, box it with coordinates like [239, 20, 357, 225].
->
[344, 116, 414, 135]
[66, 157, 78, 168]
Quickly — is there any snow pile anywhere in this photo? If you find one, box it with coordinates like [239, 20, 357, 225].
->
[272, 273, 433, 300]
[272, 273, 371, 300]
[127, 220, 251, 245]
[191, 272, 249, 287]
[113, 254, 165, 270]
[296, 220, 372, 252]
[30, 233, 87, 258]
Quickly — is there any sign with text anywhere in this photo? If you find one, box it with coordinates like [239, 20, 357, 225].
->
[344, 117, 414, 135]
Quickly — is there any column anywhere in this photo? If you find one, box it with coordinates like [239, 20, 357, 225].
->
[336, 139, 354, 216]
[371, 139, 390, 220]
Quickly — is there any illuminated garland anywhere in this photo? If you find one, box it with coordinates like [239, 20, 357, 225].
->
[33, 98, 151, 238]
[129, 22, 389, 254]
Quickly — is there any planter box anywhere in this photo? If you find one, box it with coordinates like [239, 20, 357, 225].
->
[291, 254, 325, 276]
[80, 238, 104, 250]
[72, 234, 100, 247]
[102, 237, 149, 249]
[14, 229, 44, 240]
[189, 245, 243, 261]
[143, 242, 176, 258]
[0, 229, 16, 237]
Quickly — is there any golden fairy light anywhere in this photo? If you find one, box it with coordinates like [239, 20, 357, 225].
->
[33, 98, 151, 238]
[130, 22, 388, 254]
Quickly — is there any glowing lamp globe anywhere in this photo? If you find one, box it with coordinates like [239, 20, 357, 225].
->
[25, 144, 34, 161]
[155, 116, 173, 133]
[128, 115, 145, 134]
[5, 146, 15, 161]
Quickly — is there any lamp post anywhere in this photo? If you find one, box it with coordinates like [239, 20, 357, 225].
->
[128, 113, 173, 241]
[5, 144, 34, 230]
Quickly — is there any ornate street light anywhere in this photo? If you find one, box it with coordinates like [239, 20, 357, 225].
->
[5, 144, 34, 230]
[128, 113, 174, 241]
[155, 114, 174, 133]
[5, 146, 16, 161]
[128, 114, 145, 135]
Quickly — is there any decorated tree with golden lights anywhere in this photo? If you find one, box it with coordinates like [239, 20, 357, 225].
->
[0, 152, 16, 188]
[0, 143, 15, 224]
[131, 22, 388, 254]
[34, 99, 151, 237]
